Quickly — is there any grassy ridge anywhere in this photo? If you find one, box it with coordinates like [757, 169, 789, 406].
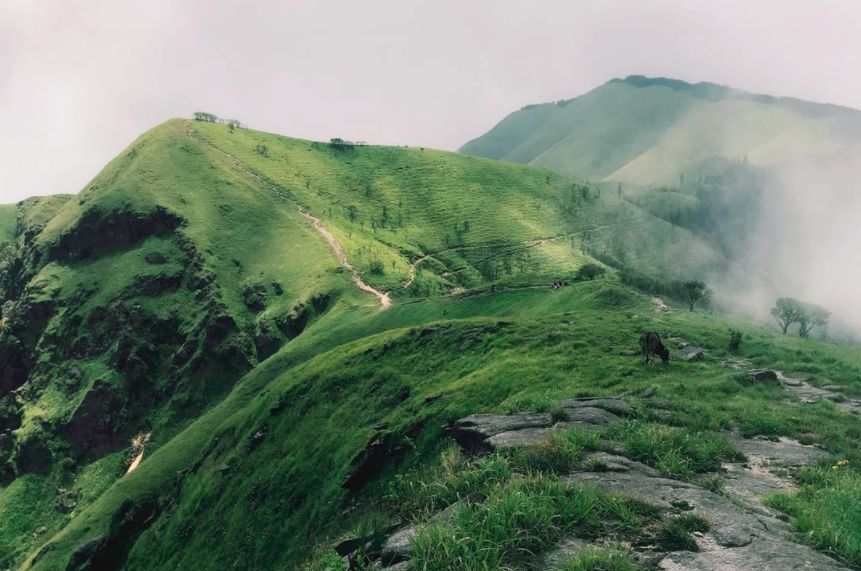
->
[23, 278, 861, 569]
[461, 77, 857, 187]
[0, 206, 15, 246]
[188, 120, 723, 292]
[2, 118, 859, 569]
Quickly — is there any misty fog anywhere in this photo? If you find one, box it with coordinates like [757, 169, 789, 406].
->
[715, 149, 861, 340]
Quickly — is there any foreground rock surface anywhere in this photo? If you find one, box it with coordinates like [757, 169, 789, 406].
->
[448, 396, 631, 451]
[563, 440, 846, 570]
[439, 399, 846, 570]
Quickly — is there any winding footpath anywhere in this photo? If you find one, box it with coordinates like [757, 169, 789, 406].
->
[186, 125, 391, 310]
[298, 208, 392, 310]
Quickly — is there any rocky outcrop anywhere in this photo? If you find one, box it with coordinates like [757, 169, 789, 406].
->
[241, 283, 267, 311]
[15, 431, 53, 475]
[435, 394, 845, 571]
[66, 495, 162, 571]
[676, 346, 705, 362]
[341, 422, 424, 492]
[254, 293, 332, 360]
[60, 381, 127, 459]
[561, 439, 847, 571]
[47, 206, 183, 262]
[748, 370, 779, 383]
[448, 396, 630, 452]
[776, 372, 861, 416]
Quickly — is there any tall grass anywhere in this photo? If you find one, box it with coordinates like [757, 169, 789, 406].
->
[604, 421, 741, 480]
[411, 475, 655, 570]
[766, 467, 861, 567]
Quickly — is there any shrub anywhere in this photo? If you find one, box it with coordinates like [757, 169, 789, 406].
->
[367, 260, 385, 275]
[655, 513, 709, 551]
[578, 263, 606, 281]
[411, 476, 655, 570]
[765, 469, 861, 567]
[387, 449, 512, 516]
[728, 329, 743, 351]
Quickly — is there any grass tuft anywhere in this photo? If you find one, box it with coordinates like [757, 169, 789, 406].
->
[765, 468, 861, 567]
[558, 544, 645, 571]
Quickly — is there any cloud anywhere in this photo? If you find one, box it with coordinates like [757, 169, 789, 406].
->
[2, 1, 861, 202]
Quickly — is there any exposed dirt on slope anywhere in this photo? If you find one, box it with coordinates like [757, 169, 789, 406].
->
[298, 209, 391, 310]
[185, 125, 391, 310]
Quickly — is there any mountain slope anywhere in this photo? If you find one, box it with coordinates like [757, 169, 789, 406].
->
[461, 76, 861, 187]
[0, 118, 723, 568]
[2, 118, 859, 570]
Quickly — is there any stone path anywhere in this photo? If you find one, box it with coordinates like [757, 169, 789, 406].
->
[775, 371, 861, 416]
[447, 397, 632, 452]
[425, 397, 846, 570]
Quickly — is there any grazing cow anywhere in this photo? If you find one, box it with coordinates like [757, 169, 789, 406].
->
[639, 331, 670, 365]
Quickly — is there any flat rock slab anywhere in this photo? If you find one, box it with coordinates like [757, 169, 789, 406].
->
[776, 373, 861, 416]
[534, 537, 589, 569]
[556, 397, 633, 417]
[564, 451, 848, 571]
[450, 397, 630, 451]
[722, 437, 828, 506]
[580, 451, 658, 476]
[732, 437, 828, 467]
[448, 413, 553, 451]
[659, 531, 850, 570]
[677, 346, 705, 361]
[487, 426, 557, 449]
[380, 526, 418, 565]
[380, 502, 461, 565]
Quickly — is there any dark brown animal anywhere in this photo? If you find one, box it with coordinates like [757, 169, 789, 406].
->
[639, 331, 669, 364]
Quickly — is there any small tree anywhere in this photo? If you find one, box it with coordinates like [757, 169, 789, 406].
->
[578, 263, 605, 281]
[329, 138, 354, 151]
[798, 302, 830, 338]
[193, 111, 218, 123]
[770, 297, 802, 334]
[683, 280, 709, 312]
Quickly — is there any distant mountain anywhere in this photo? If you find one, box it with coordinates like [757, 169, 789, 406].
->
[460, 75, 861, 187]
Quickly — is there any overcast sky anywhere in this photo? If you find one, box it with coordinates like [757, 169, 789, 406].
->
[2, 0, 861, 203]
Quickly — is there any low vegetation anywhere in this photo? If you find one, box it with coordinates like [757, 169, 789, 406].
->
[0, 117, 859, 570]
[766, 465, 861, 566]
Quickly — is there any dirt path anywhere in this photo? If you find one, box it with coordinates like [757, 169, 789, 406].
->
[125, 432, 151, 475]
[186, 126, 391, 310]
[776, 371, 861, 415]
[299, 209, 391, 310]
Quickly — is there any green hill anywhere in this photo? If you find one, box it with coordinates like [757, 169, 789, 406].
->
[460, 75, 861, 187]
[1, 118, 859, 570]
